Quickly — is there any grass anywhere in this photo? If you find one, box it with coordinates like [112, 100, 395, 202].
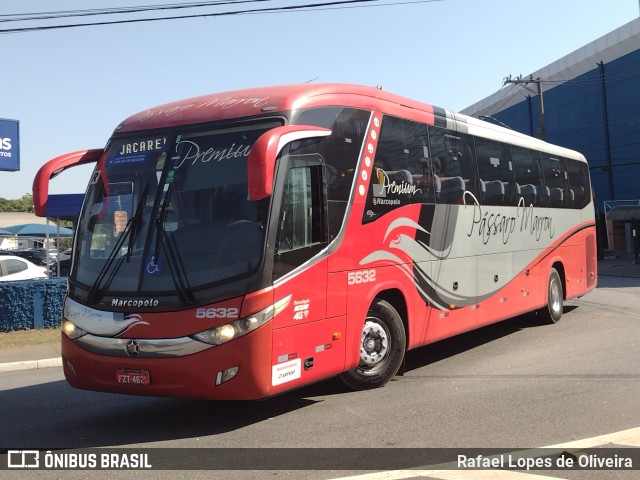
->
[0, 327, 61, 348]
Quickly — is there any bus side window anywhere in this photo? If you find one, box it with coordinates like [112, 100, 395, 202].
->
[541, 154, 570, 208]
[273, 160, 328, 279]
[513, 147, 543, 207]
[363, 116, 434, 223]
[295, 107, 370, 238]
[566, 158, 590, 209]
[475, 137, 515, 206]
[428, 126, 478, 204]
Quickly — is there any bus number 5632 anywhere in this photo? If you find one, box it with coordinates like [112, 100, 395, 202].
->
[195, 308, 240, 319]
[348, 269, 376, 285]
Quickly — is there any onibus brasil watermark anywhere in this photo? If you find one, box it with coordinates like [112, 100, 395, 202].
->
[6, 450, 151, 470]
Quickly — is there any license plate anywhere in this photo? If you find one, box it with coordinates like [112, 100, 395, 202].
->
[116, 369, 150, 385]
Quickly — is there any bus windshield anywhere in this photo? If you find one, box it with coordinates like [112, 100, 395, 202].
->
[74, 120, 281, 304]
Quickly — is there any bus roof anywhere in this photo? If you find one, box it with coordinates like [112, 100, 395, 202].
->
[115, 83, 586, 162]
[116, 83, 438, 132]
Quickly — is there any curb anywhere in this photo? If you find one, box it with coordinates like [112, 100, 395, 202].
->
[0, 357, 62, 373]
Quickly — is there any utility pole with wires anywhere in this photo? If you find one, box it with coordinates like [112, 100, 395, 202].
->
[503, 74, 546, 141]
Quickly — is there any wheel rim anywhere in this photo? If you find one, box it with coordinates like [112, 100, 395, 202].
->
[359, 318, 390, 373]
[550, 277, 562, 315]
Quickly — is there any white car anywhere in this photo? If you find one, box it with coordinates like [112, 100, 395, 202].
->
[0, 255, 49, 281]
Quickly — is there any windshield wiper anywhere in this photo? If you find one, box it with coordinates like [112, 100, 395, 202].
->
[87, 183, 149, 304]
[152, 189, 194, 305]
[126, 183, 148, 261]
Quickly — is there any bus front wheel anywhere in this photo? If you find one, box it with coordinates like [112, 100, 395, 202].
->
[538, 267, 564, 324]
[339, 299, 406, 390]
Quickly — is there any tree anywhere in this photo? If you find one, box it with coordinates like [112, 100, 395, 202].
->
[0, 193, 34, 213]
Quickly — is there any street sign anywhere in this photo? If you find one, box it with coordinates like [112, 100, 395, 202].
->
[0, 118, 19, 171]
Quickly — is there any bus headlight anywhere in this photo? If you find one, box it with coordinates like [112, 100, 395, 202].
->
[62, 320, 88, 340]
[191, 305, 274, 346]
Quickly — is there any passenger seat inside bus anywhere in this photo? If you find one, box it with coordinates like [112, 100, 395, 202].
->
[571, 186, 585, 207]
[539, 185, 551, 207]
[549, 187, 564, 207]
[503, 182, 520, 206]
[439, 176, 465, 204]
[483, 179, 505, 205]
[519, 184, 537, 206]
[413, 172, 441, 203]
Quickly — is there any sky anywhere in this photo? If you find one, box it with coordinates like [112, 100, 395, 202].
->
[1, 0, 638, 200]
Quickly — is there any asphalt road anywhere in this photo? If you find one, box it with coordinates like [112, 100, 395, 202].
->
[1, 274, 639, 479]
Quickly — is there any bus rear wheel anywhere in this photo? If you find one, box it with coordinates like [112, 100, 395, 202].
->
[339, 299, 406, 390]
[538, 267, 564, 324]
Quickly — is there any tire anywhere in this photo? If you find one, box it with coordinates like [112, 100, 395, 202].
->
[538, 267, 564, 324]
[339, 299, 406, 390]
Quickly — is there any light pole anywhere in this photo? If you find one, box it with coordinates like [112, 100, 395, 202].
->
[503, 75, 546, 141]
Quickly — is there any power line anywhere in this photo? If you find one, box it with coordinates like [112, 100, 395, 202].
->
[542, 67, 640, 86]
[481, 61, 640, 118]
[0, 0, 443, 34]
[0, 1, 270, 23]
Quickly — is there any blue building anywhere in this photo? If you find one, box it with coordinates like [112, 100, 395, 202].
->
[463, 18, 640, 251]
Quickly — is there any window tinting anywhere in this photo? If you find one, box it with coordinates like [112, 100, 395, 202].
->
[364, 116, 437, 222]
[565, 158, 591, 209]
[429, 126, 479, 204]
[356, 114, 591, 223]
[5, 259, 28, 275]
[541, 154, 570, 208]
[475, 138, 515, 206]
[512, 147, 543, 207]
[273, 157, 327, 279]
[295, 107, 370, 237]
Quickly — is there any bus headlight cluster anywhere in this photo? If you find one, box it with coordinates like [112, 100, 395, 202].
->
[62, 320, 88, 340]
[191, 305, 274, 346]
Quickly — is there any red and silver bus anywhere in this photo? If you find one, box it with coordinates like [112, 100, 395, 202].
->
[34, 84, 597, 399]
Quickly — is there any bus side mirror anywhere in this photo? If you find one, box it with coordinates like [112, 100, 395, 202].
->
[247, 126, 331, 201]
[33, 149, 104, 217]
